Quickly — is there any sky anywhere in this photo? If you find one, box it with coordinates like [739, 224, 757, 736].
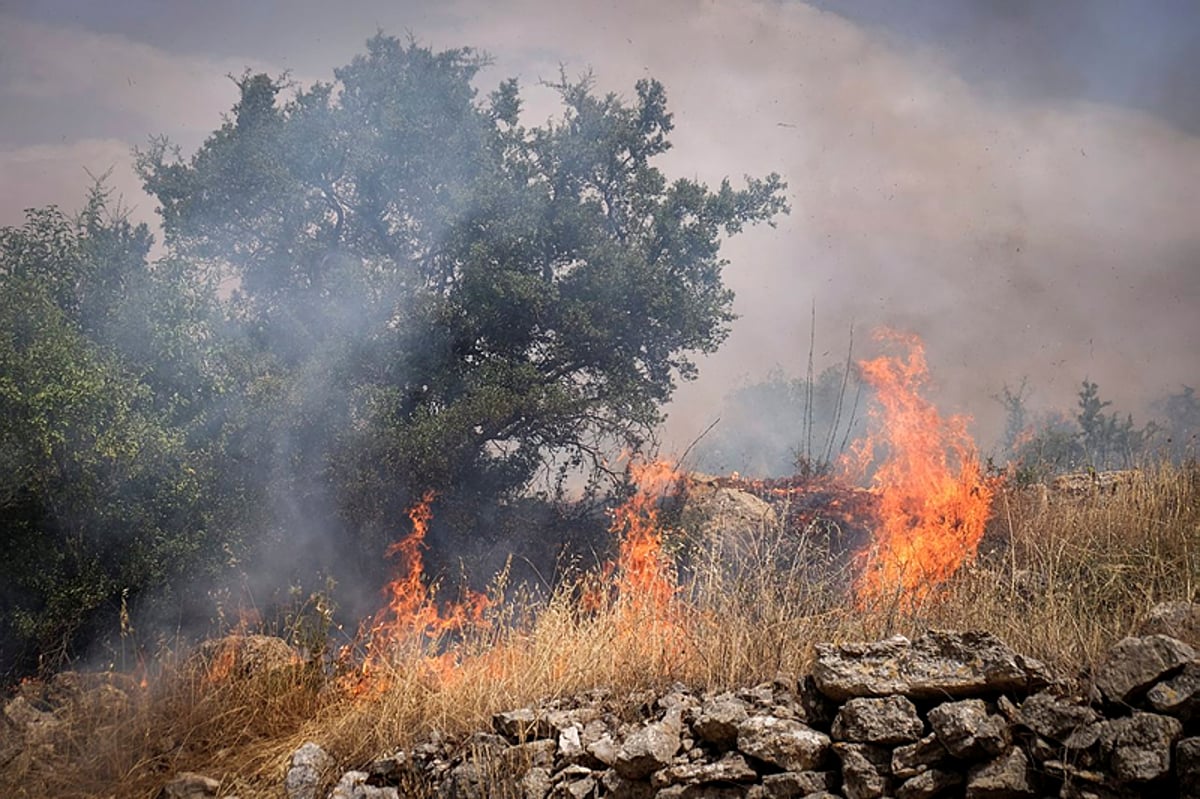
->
[1, 0, 1197, 454]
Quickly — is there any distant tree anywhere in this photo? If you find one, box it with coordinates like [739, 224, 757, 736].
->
[1003, 379, 1157, 480]
[1156, 385, 1200, 463]
[136, 35, 788, 556]
[691, 365, 863, 478]
[1076, 380, 1155, 469]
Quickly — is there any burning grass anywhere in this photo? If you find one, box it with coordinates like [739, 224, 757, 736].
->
[2, 334, 1196, 797]
[2, 462, 1196, 798]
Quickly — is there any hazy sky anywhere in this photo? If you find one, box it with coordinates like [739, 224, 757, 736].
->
[2, 0, 1197, 451]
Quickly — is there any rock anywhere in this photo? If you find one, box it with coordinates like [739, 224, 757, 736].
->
[2, 694, 61, 745]
[586, 734, 619, 767]
[682, 475, 779, 563]
[439, 761, 490, 799]
[927, 699, 1010, 758]
[652, 752, 758, 788]
[162, 772, 221, 799]
[1135, 601, 1200, 646]
[285, 742, 333, 799]
[692, 694, 751, 747]
[521, 767, 553, 799]
[1017, 692, 1100, 742]
[831, 695, 924, 745]
[755, 770, 838, 797]
[599, 769, 655, 799]
[500, 739, 558, 772]
[495, 708, 554, 741]
[896, 768, 963, 799]
[812, 630, 1052, 701]
[1094, 635, 1195, 704]
[554, 774, 596, 799]
[965, 747, 1037, 798]
[833, 742, 892, 799]
[1099, 712, 1183, 783]
[613, 719, 681, 779]
[329, 770, 399, 799]
[559, 725, 586, 763]
[1177, 737, 1200, 799]
[736, 715, 831, 771]
[656, 786, 748, 799]
[891, 734, 950, 779]
[190, 634, 299, 679]
[1146, 661, 1199, 721]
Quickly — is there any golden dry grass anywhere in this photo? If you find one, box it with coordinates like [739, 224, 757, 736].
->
[2, 463, 1197, 798]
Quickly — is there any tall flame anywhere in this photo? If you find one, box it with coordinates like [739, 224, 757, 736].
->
[848, 330, 995, 607]
[612, 459, 681, 615]
[348, 491, 490, 693]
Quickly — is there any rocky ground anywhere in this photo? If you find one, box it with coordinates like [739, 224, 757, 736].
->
[130, 603, 1200, 799]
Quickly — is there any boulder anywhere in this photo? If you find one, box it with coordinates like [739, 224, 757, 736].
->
[927, 699, 1010, 759]
[1145, 661, 1199, 721]
[891, 734, 950, 779]
[691, 694, 751, 747]
[831, 695, 924, 745]
[651, 752, 758, 788]
[682, 475, 778, 563]
[965, 747, 1037, 798]
[329, 770, 399, 799]
[736, 715, 831, 771]
[190, 634, 299, 680]
[1094, 635, 1194, 704]
[495, 708, 554, 741]
[757, 770, 838, 797]
[1099, 712, 1183, 783]
[833, 742, 892, 799]
[285, 742, 333, 799]
[812, 630, 1051, 701]
[896, 767, 963, 799]
[599, 769, 655, 799]
[1177, 737, 1200, 799]
[1017, 692, 1100, 742]
[613, 719, 681, 780]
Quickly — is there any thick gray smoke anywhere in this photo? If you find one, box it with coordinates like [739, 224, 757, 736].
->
[0, 2, 1197, 660]
[3, 1, 1197, 454]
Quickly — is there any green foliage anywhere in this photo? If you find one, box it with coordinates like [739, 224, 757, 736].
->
[1000, 379, 1160, 480]
[1156, 385, 1200, 463]
[136, 34, 788, 546]
[0, 201, 233, 679]
[1, 36, 786, 679]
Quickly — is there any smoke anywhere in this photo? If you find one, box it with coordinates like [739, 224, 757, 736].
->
[1, 2, 1198, 671]
[4, 1, 1197, 449]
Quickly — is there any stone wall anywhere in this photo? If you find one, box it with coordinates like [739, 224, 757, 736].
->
[289, 627, 1197, 799]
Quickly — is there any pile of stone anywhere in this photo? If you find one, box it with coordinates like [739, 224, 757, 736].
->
[283, 628, 1197, 799]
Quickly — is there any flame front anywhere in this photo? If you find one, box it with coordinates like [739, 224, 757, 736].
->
[849, 330, 995, 608]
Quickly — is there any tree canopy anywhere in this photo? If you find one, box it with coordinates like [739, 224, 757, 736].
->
[138, 35, 787, 539]
[1, 35, 787, 679]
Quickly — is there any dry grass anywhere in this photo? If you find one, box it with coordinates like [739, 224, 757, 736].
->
[2, 463, 1197, 798]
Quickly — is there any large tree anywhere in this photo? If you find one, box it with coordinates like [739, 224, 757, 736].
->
[137, 35, 787, 548]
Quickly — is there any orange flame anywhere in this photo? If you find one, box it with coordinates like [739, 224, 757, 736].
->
[346, 491, 491, 694]
[848, 330, 996, 608]
[594, 458, 689, 667]
[612, 459, 681, 614]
